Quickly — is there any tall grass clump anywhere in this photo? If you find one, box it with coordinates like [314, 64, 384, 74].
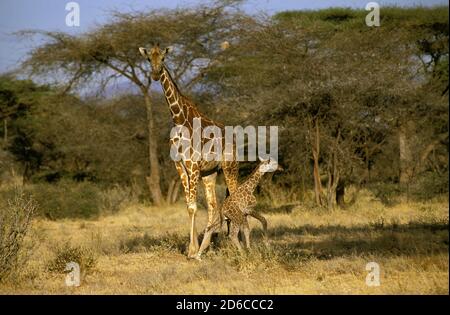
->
[0, 189, 37, 282]
[47, 242, 97, 275]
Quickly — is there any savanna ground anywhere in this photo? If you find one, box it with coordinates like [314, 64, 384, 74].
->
[1, 189, 448, 295]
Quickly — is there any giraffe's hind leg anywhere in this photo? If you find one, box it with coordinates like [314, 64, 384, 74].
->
[201, 172, 220, 233]
[197, 173, 221, 259]
[248, 209, 270, 246]
[229, 221, 244, 253]
[243, 217, 251, 249]
[248, 210, 268, 237]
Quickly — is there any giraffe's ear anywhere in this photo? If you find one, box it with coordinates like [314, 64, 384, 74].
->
[139, 47, 148, 57]
[165, 46, 173, 54]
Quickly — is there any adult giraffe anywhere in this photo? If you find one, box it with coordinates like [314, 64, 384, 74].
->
[139, 43, 239, 258]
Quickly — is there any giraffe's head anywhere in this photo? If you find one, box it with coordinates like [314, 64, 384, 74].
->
[258, 157, 283, 173]
[139, 43, 172, 81]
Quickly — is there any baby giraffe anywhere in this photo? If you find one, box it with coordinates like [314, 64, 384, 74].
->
[196, 157, 282, 260]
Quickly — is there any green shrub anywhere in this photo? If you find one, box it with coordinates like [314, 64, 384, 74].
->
[0, 181, 139, 220]
[368, 183, 402, 205]
[410, 171, 449, 200]
[28, 181, 102, 219]
[99, 185, 135, 214]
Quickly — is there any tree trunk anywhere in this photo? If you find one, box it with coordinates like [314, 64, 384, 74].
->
[326, 129, 341, 211]
[311, 119, 323, 206]
[22, 162, 31, 185]
[3, 118, 7, 144]
[326, 154, 339, 211]
[336, 179, 345, 208]
[143, 92, 164, 206]
[166, 177, 181, 204]
[313, 154, 322, 206]
[166, 178, 176, 204]
[170, 180, 181, 204]
[300, 168, 306, 202]
[365, 145, 371, 182]
[398, 123, 413, 186]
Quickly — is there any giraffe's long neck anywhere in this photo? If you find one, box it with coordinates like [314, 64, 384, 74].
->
[243, 165, 265, 193]
[159, 66, 189, 125]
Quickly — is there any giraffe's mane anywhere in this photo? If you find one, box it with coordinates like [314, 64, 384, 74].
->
[162, 64, 184, 98]
[243, 161, 265, 185]
[162, 63, 222, 128]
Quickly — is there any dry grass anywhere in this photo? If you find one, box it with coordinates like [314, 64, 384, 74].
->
[0, 190, 37, 282]
[0, 190, 448, 294]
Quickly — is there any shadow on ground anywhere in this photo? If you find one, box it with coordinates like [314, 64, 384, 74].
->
[119, 220, 449, 265]
[120, 231, 227, 256]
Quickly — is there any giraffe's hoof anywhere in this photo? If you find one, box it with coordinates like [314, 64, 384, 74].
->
[187, 247, 199, 259]
[187, 254, 201, 261]
[187, 251, 199, 259]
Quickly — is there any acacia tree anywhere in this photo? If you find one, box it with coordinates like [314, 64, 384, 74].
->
[20, 1, 245, 205]
[203, 7, 446, 208]
[0, 76, 45, 146]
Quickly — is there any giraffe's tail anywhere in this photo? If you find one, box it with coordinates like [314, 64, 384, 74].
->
[179, 160, 190, 192]
[225, 218, 231, 236]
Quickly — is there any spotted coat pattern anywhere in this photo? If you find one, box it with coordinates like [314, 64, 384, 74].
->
[140, 44, 239, 258]
[196, 159, 281, 258]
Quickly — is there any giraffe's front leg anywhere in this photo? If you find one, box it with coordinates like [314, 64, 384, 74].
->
[196, 221, 221, 260]
[187, 199, 199, 258]
[175, 161, 200, 258]
[186, 173, 200, 258]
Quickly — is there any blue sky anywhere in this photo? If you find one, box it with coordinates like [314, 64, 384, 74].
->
[0, 0, 447, 73]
